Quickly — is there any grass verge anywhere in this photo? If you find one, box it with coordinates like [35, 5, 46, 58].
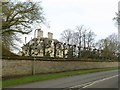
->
[2, 67, 118, 87]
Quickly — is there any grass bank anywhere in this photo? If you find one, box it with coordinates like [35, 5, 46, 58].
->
[2, 67, 118, 87]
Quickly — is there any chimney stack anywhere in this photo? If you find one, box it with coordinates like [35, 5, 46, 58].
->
[48, 32, 53, 39]
[37, 29, 43, 39]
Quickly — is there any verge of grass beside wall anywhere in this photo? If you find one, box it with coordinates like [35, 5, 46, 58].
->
[2, 67, 118, 87]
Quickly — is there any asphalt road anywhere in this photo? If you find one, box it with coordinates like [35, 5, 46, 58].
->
[8, 70, 119, 89]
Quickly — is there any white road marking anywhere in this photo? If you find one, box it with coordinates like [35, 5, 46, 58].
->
[82, 74, 119, 88]
[70, 82, 92, 88]
[70, 74, 119, 89]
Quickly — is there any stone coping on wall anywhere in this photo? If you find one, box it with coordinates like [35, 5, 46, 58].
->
[2, 56, 118, 62]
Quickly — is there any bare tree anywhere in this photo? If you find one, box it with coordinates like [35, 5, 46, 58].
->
[96, 33, 118, 60]
[107, 33, 118, 52]
[72, 25, 84, 57]
[2, 1, 45, 52]
[81, 29, 87, 49]
[60, 26, 96, 58]
[113, 11, 120, 25]
[60, 29, 73, 44]
[113, 9, 120, 43]
[73, 26, 83, 46]
[86, 30, 96, 50]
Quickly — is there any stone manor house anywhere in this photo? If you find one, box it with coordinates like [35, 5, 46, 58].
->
[18, 29, 76, 58]
[18, 29, 119, 59]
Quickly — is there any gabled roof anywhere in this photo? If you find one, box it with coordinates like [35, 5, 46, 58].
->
[21, 37, 60, 48]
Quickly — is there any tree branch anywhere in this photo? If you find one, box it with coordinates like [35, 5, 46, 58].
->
[2, 29, 31, 35]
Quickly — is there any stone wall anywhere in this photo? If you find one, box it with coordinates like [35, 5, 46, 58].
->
[2, 59, 118, 77]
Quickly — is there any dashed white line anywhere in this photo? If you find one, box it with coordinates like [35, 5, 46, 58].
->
[82, 74, 118, 88]
[70, 74, 119, 89]
[70, 82, 92, 88]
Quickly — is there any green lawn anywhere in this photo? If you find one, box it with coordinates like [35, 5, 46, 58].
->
[0, 82, 2, 88]
[2, 67, 118, 87]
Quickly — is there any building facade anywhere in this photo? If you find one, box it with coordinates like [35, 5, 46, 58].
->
[18, 29, 70, 58]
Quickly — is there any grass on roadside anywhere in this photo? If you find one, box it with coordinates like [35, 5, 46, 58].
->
[2, 67, 118, 87]
[0, 82, 2, 88]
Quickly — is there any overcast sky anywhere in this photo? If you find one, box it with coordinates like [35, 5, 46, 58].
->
[17, 0, 119, 52]
[38, 0, 119, 41]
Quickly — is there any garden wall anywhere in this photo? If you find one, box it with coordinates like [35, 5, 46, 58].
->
[2, 59, 118, 77]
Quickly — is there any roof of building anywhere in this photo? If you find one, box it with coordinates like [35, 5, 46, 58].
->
[21, 37, 60, 48]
